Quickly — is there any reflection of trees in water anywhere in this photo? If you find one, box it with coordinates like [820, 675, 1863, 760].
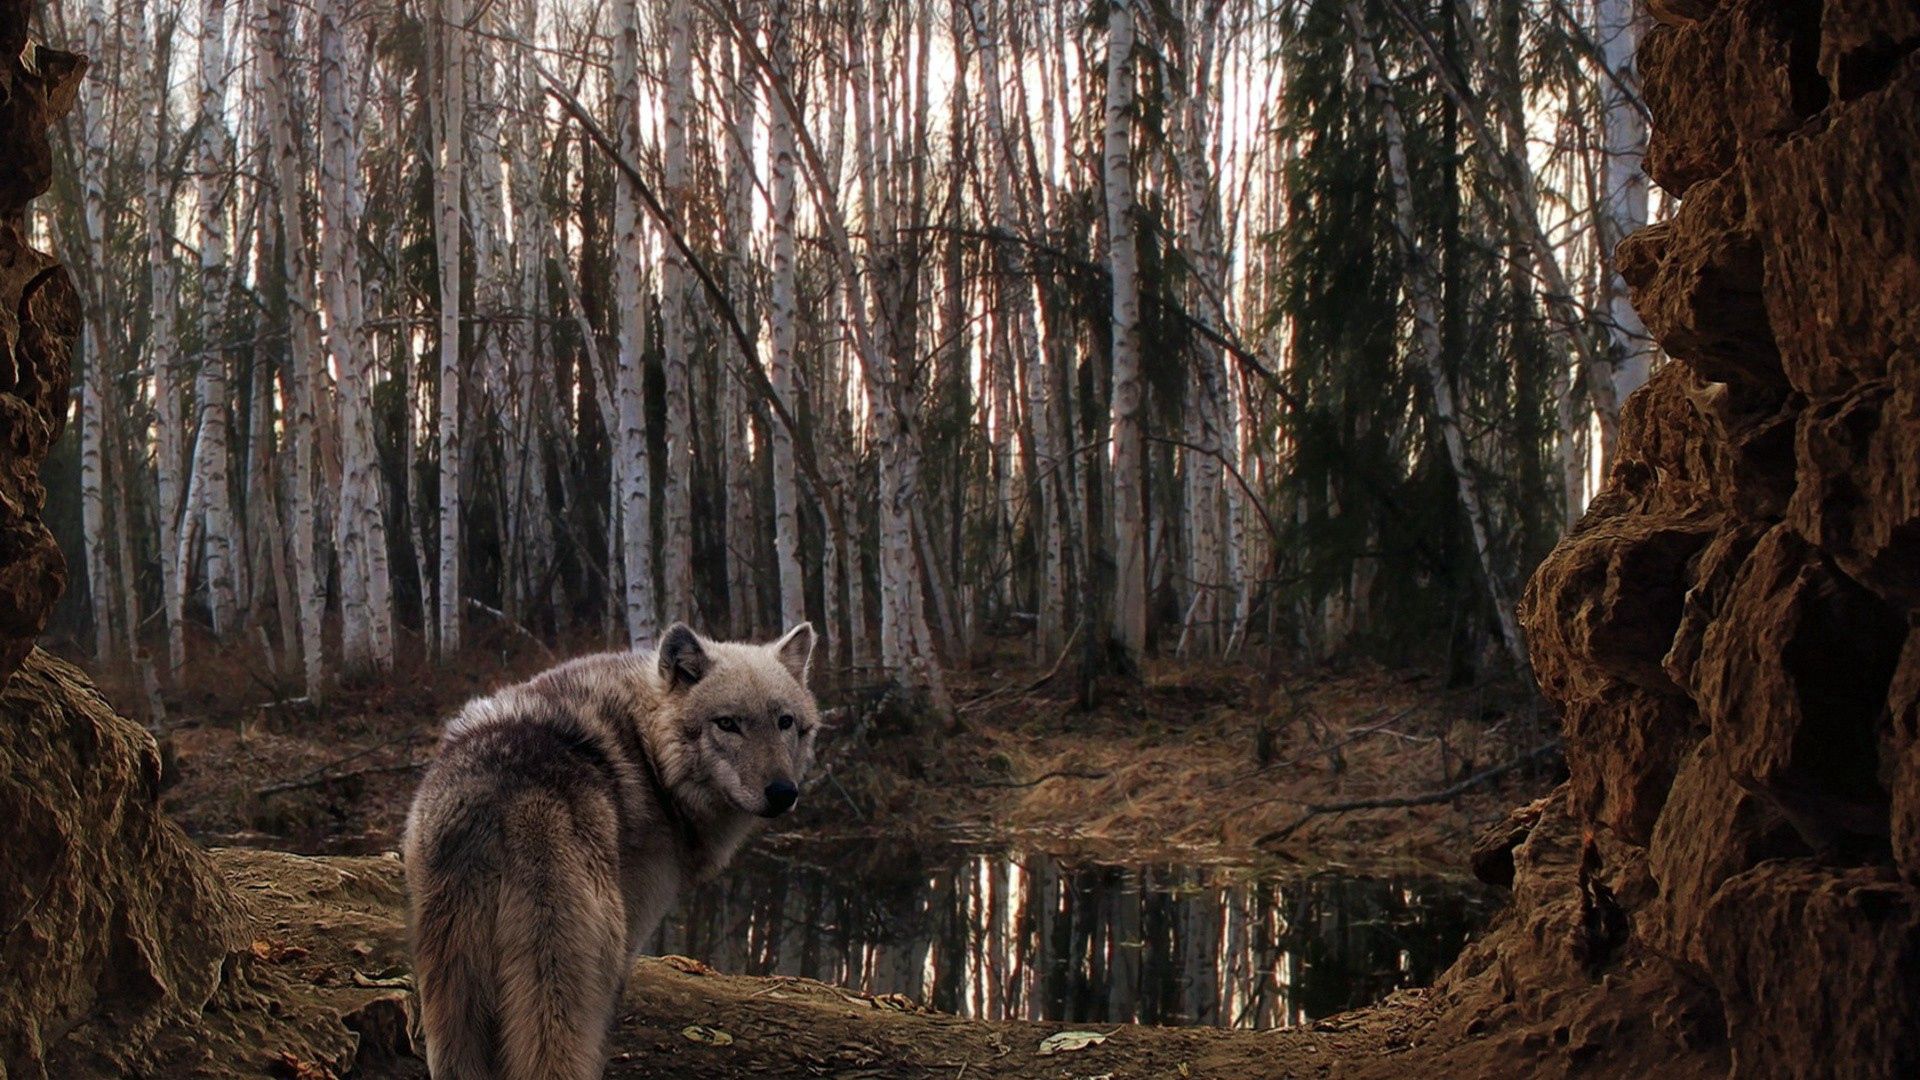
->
[658, 846, 1491, 1030]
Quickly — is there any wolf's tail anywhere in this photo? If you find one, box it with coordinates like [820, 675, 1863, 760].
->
[491, 797, 627, 1080]
[413, 872, 500, 1080]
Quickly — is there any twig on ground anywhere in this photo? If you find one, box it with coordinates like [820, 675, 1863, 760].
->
[256, 728, 416, 796]
[956, 620, 1084, 713]
[949, 768, 1112, 790]
[1256, 740, 1564, 846]
[1264, 707, 1419, 771]
[822, 767, 867, 822]
[1209, 707, 1417, 791]
[1020, 620, 1082, 694]
[256, 760, 426, 799]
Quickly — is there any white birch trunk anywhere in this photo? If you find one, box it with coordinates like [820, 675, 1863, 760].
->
[1104, 0, 1148, 664]
[506, 0, 554, 618]
[140, 1, 187, 676]
[78, 0, 115, 661]
[721, 8, 756, 638]
[1598, 0, 1653, 404]
[611, 0, 656, 644]
[434, 0, 467, 655]
[319, 0, 395, 671]
[968, 0, 1065, 655]
[182, 0, 239, 640]
[767, 0, 807, 633]
[659, 0, 696, 623]
[257, 0, 328, 694]
[1177, 0, 1229, 656]
[724, 9, 760, 638]
[848, 8, 917, 678]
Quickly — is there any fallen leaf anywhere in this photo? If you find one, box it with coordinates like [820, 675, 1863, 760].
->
[350, 969, 413, 990]
[1037, 1029, 1115, 1056]
[270, 1050, 338, 1080]
[250, 939, 309, 964]
[660, 954, 716, 976]
[681, 1024, 734, 1046]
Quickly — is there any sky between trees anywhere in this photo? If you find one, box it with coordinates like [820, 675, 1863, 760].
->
[31, 0, 1655, 710]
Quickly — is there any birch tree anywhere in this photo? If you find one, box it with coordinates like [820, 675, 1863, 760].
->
[722, 3, 760, 638]
[659, 0, 697, 623]
[1172, 0, 1232, 656]
[433, 0, 467, 655]
[1103, 0, 1147, 665]
[182, 0, 239, 640]
[1597, 0, 1652, 403]
[139, 1, 187, 675]
[76, 0, 115, 662]
[967, 0, 1066, 656]
[610, 0, 657, 644]
[256, 0, 327, 693]
[319, 0, 395, 671]
[765, 0, 806, 634]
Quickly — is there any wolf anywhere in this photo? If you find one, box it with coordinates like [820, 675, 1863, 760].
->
[403, 622, 820, 1079]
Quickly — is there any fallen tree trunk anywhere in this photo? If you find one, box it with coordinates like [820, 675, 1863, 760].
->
[1257, 741, 1564, 846]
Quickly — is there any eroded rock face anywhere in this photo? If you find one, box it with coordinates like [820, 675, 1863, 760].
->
[0, 652, 249, 1077]
[0, 3, 251, 1075]
[0, 0, 81, 683]
[1509, 2, 1920, 1076]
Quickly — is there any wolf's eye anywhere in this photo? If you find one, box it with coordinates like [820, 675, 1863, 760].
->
[778, 714, 794, 731]
[712, 716, 742, 735]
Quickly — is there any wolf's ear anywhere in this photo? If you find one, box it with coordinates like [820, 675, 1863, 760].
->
[771, 622, 815, 683]
[658, 623, 710, 689]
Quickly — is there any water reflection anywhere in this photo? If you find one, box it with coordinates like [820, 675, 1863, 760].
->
[652, 844, 1494, 1029]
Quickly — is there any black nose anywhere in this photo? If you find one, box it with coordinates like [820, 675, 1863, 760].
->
[762, 780, 799, 817]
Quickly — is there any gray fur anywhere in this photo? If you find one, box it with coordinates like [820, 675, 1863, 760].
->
[403, 623, 820, 1079]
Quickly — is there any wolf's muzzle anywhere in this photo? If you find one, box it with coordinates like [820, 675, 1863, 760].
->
[761, 780, 799, 817]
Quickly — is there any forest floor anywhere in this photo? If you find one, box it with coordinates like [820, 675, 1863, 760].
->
[206, 806, 1721, 1080]
[206, 847, 1482, 1080]
[117, 645, 1705, 1080]
[150, 642, 1560, 878]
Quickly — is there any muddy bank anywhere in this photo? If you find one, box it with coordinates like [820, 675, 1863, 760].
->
[199, 834, 1716, 1080]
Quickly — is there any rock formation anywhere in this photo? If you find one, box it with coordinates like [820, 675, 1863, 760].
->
[0, 6, 251, 1076]
[0, 0, 78, 680]
[1461, 2, 1920, 1077]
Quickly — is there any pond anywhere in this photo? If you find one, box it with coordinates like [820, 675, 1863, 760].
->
[651, 842, 1498, 1030]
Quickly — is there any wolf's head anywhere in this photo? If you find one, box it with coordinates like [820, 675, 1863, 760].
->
[656, 622, 820, 818]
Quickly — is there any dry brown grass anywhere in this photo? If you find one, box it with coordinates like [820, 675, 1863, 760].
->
[809, 656, 1559, 875]
[137, 632, 1557, 878]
